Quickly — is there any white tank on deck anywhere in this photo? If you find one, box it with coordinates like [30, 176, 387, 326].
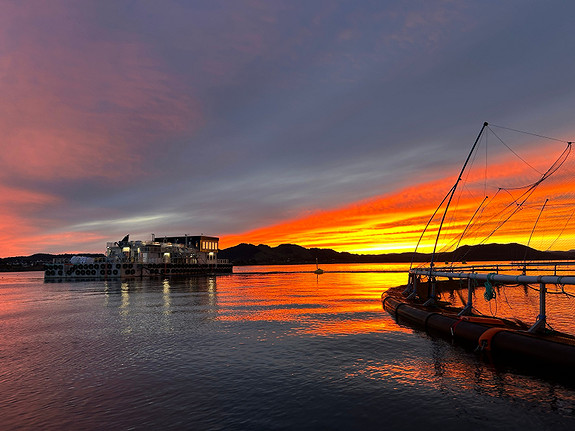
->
[70, 256, 95, 264]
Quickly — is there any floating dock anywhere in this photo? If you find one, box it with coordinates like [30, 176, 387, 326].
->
[383, 263, 575, 379]
[44, 233, 233, 281]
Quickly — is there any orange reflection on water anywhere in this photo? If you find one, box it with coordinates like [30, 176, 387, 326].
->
[217, 264, 411, 336]
[299, 318, 408, 337]
[345, 341, 575, 409]
[438, 277, 575, 335]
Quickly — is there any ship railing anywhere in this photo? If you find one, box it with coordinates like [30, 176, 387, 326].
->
[217, 259, 229, 264]
[406, 262, 575, 334]
[410, 267, 575, 285]
[416, 261, 575, 278]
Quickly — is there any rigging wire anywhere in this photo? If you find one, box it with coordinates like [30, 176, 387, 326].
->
[426, 127, 571, 265]
[524, 199, 549, 262]
[463, 143, 572, 246]
[428, 123, 489, 271]
[546, 209, 575, 251]
[415, 121, 575, 333]
[490, 123, 570, 143]
[410, 184, 456, 270]
[487, 126, 542, 175]
[452, 195, 489, 262]
[441, 132, 487, 259]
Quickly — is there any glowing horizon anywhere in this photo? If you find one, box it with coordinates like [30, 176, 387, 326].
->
[2, 136, 574, 258]
[3, 3, 575, 259]
[221, 139, 575, 255]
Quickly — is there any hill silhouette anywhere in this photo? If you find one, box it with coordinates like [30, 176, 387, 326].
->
[218, 242, 575, 265]
[2, 243, 575, 271]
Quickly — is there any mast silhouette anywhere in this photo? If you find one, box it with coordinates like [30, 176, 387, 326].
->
[425, 122, 488, 304]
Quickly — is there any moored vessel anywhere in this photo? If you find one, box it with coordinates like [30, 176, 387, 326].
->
[44, 233, 232, 281]
[382, 123, 575, 376]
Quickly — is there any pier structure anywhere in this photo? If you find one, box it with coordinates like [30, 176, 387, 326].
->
[406, 262, 575, 334]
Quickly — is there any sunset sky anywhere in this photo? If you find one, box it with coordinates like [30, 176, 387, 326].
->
[2, 1, 575, 257]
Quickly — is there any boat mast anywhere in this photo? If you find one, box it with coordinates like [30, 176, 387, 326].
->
[427, 122, 489, 285]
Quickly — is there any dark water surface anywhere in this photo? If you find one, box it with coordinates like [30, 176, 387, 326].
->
[1, 264, 575, 430]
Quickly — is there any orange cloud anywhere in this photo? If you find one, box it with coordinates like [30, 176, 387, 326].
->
[0, 3, 203, 257]
[222, 140, 575, 254]
[0, 184, 111, 256]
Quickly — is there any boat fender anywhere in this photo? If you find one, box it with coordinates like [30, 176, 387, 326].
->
[394, 301, 407, 319]
[477, 327, 510, 352]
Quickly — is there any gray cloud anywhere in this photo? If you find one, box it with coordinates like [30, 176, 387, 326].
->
[3, 0, 575, 254]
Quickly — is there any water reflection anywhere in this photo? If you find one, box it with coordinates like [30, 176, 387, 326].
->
[436, 278, 575, 334]
[163, 279, 171, 315]
[2, 268, 575, 429]
[348, 334, 575, 418]
[101, 276, 219, 321]
[216, 265, 409, 336]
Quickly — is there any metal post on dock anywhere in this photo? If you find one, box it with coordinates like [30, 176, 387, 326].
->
[528, 282, 547, 333]
[406, 275, 419, 300]
[403, 274, 414, 296]
[458, 277, 473, 316]
[423, 276, 437, 307]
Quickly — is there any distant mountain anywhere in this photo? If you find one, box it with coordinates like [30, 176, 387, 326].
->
[219, 242, 575, 265]
[218, 243, 372, 265]
[0, 253, 104, 272]
[443, 243, 575, 262]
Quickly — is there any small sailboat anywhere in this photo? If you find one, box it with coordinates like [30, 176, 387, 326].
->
[313, 258, 324, 274]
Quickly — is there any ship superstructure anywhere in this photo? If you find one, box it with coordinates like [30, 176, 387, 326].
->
[44, 234, 232, 281]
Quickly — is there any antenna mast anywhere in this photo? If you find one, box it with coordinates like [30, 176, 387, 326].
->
[424, 122, 488, 305]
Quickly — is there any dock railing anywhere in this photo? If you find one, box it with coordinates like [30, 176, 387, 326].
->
[406, 262, 575, 334]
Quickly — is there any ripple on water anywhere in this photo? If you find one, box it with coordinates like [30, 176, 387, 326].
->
[0, 268, 575, 430]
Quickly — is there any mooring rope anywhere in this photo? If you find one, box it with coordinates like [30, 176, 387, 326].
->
[484, 273, 497, 301]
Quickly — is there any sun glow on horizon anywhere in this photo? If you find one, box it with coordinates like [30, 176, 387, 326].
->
[222, 138, 575, 255]
[3, 128, 575, 258]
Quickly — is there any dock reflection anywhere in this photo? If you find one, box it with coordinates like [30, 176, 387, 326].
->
[102, 276, 219, 320]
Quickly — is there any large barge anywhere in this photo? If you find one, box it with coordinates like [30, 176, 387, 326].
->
[44, 234, 232, 281]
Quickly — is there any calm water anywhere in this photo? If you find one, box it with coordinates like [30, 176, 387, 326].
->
[1, 264, 575, 430]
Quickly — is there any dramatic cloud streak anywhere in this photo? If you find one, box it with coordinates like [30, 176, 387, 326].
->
[222, 137, 575, 254]
[2, 1, 575, 257]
